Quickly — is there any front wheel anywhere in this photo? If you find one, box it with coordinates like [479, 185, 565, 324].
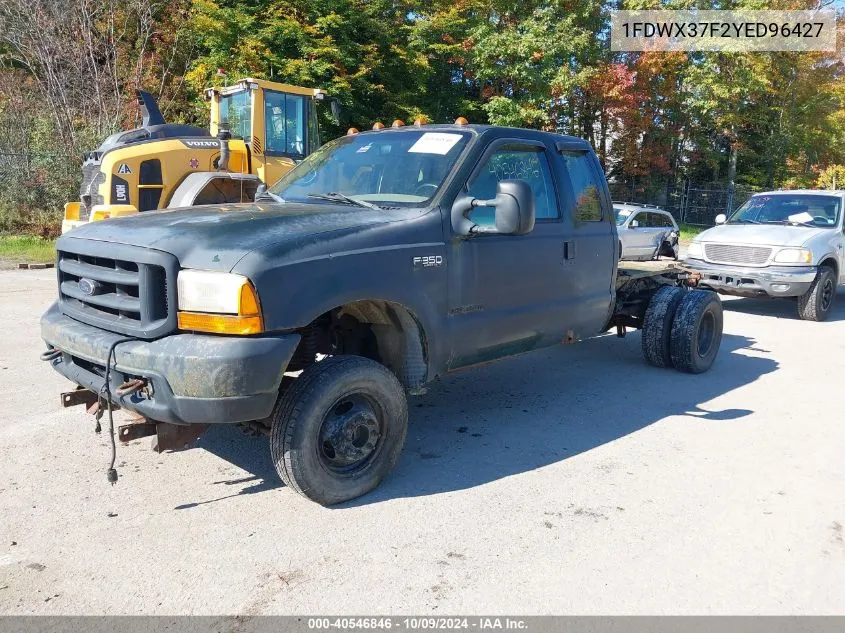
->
[269, 355, 408, 505]
[797, 266, 837, 322]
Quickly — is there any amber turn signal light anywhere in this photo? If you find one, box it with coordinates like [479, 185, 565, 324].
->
[177, 281, 263, 335]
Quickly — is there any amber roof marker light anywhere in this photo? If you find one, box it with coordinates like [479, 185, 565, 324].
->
[391, 119, 405, 128]
[346, 127, 359, 135]
[454, 117, 469, 126]
[372, 121, 385, 130]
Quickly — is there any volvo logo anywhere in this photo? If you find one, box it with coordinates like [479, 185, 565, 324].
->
[78, 278, 101, 296]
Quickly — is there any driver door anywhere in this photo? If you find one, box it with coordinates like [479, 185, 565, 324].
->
[446, 139, 576, 369]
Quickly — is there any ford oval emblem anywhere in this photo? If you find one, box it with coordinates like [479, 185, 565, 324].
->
[78, 277, 100, 296]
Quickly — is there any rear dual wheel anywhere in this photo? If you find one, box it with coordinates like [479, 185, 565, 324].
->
[642, 287, 723, 373]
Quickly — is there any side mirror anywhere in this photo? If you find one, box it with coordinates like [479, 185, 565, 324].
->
[451, 180, 536, 236]
[630, 219, 639, 228]
[715, 213, 727, 225]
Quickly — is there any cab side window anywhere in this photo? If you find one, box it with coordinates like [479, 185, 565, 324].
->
[560, 151, 602, 222]
[653, 213, 674, 228]
[265, 91, 306, 157]
[467, 146, 558, 226]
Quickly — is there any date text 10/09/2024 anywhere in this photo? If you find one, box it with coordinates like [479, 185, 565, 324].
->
[307, 618, 529, 630]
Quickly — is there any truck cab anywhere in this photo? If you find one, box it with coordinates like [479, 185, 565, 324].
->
[42, 123, 723, 505]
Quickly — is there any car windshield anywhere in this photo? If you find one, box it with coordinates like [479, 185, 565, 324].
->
[729, 194, 841, 228]
[270, 130, 472, 208]
[615, 207, 634, 225]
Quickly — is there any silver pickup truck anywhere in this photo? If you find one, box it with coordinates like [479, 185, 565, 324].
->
[684, 190, 844, 321]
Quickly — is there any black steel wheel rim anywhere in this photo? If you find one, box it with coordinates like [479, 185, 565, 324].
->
[317, 393, 384, 475]
[697, 311, 716, 358]
[821, 277, 834, 311]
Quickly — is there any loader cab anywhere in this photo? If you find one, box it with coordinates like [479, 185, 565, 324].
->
[208, 78, 324, 188]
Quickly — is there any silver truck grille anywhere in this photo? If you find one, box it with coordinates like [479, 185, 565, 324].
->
[57, 242, 178, 339]
[704, 244, 772, 266]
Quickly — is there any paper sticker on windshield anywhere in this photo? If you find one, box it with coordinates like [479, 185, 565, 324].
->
[356, 143, 372, 153]
[408, 133, 463, 155]
[788, 211, 814, 224]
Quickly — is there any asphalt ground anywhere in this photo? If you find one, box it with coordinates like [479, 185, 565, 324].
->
[0, 268, 843, 614]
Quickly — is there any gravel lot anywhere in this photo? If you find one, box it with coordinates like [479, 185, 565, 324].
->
[0, 268, 843, 615]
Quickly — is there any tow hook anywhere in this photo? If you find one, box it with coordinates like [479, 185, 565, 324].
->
[116, 378, 147, 397]
[40, 348, 62, 362]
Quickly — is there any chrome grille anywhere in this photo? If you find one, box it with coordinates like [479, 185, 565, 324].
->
[57, 242, 178, 339]
[704, 244, 772, 266]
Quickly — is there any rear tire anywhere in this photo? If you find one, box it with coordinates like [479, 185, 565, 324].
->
[269, 355, 408, 505]
[797, 266, 836, 322]
[642, 285, 686, 368]
[669, 290, 723, 374]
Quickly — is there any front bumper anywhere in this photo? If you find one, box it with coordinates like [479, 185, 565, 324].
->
[683, 259, 817, 298]
[41, 303, 300, 424]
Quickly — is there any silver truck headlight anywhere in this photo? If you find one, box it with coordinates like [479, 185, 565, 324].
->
[773, 248, 812, 264]
[176, 270, 262, 334]
[687, 241, 703, 259]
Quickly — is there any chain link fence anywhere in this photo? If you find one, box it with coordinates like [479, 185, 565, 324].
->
[0, 151, 80, 236]
[608, 178, 760, 227]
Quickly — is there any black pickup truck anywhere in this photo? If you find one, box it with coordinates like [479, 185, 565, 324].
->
[41, 123, 723, 504]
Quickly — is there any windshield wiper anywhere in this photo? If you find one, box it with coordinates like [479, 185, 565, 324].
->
[728, 218, 761, 224]
[765, 220, 816, 227]
[307, 192, 383, 211]
[255, 190, 285, 204]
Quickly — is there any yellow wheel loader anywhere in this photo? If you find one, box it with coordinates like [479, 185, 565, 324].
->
[62, 78, 337, 233]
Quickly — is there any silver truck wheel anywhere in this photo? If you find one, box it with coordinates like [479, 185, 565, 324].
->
[669, 290, 723, 374]
[269, 355, 408, 505]
[797, 266, 836, 322]
[642, 285, 686, 368]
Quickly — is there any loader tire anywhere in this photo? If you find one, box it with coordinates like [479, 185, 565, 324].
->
[642, 285, 686, 368]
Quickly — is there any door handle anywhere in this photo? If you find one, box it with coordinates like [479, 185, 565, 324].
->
[563, 240, 576, 262]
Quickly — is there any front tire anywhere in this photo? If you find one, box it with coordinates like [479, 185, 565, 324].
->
[669, 290, 723, 374]
[269, 355, 408, 505]
[797, 266, 836, 322]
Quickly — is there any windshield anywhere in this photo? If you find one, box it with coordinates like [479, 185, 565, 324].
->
[218, 90, 251, 140]
[615, 207, 633, 225]
[265, 90, 307, 157]
[270, 130, 471, 207]
[729, 194, 841, 228]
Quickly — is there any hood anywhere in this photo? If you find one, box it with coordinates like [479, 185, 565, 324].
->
[695, 223, 830, 248]
[60, 202, 408, 271]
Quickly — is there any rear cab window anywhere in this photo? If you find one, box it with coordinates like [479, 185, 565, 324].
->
[559, 151, 603, 222]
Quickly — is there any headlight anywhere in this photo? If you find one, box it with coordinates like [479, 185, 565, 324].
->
[773, 248, 812, 264]
[687, 241, 703, 258]
[176, 270, 263, 334]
